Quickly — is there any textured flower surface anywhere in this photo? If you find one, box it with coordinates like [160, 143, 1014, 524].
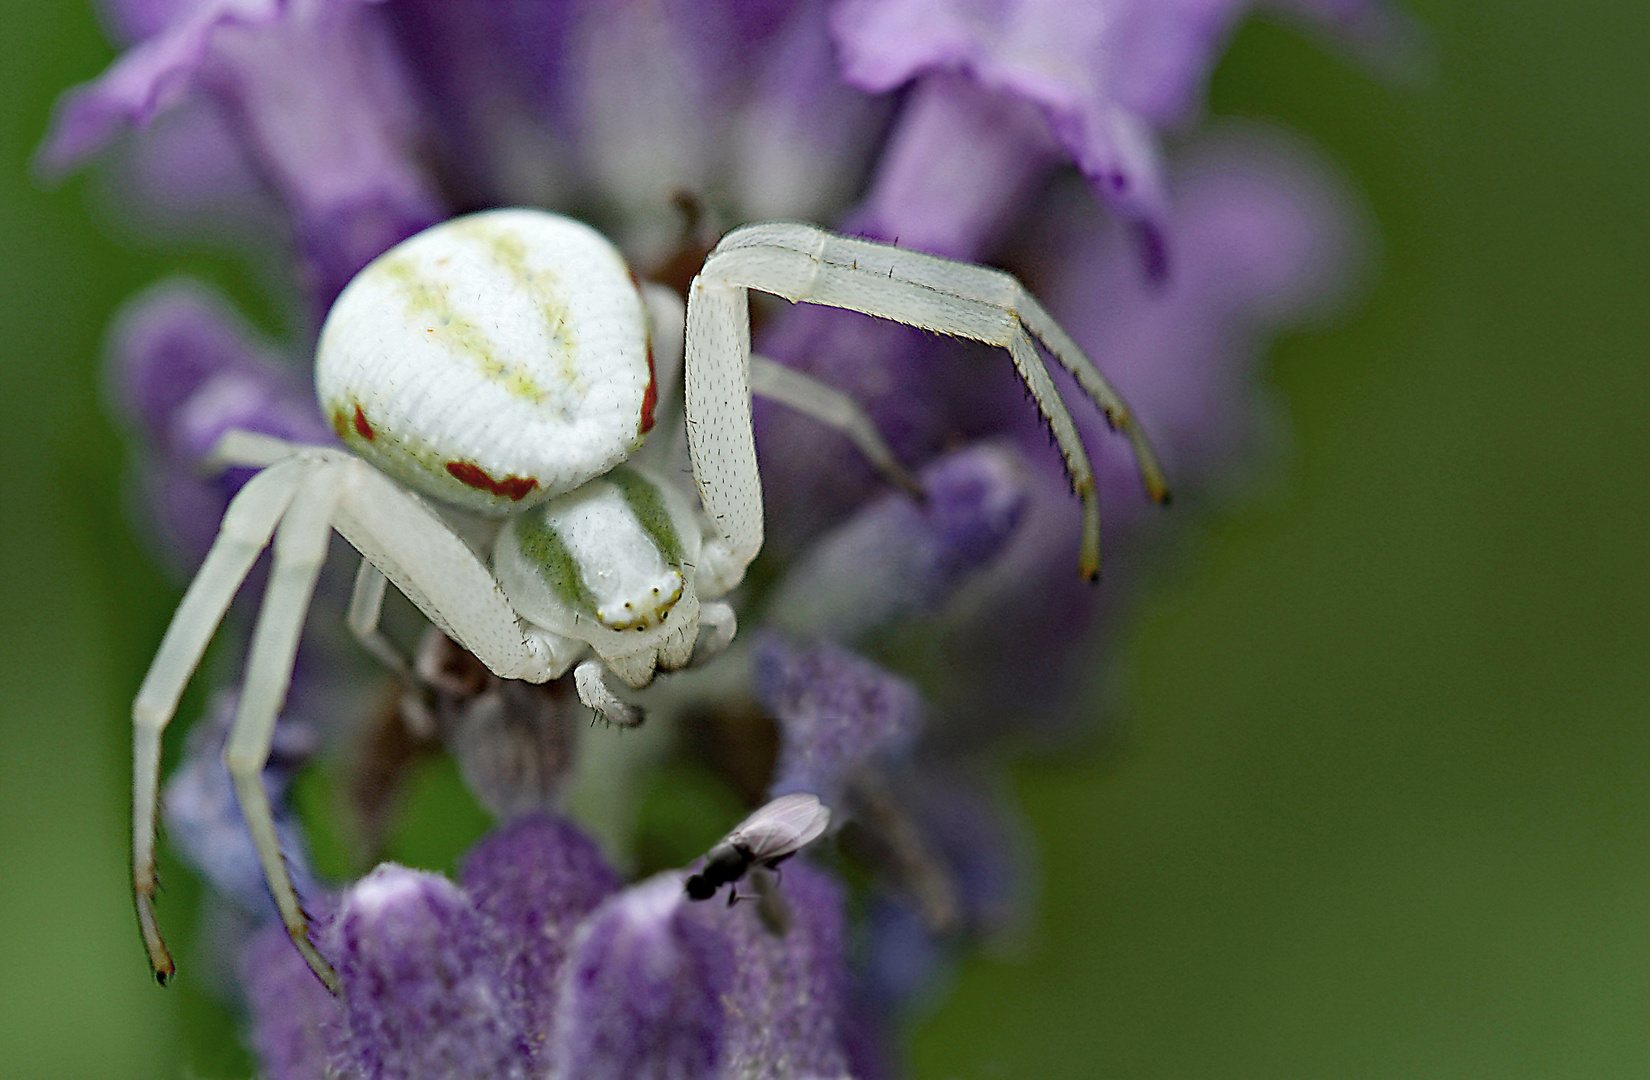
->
[46, 0, 1404, 1075]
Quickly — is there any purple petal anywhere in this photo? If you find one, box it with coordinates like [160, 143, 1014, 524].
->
[713, 861, 855, 1079]
[1106, 0, 1252, 123]
[831, 0, 1170, 229]
[43, 0, 444, 309]
[727, 0, 893, 226]
[766, 443, 1031, 641]
[844, 72, 1056, 259]
[461, 813, 623, 1060]
[107, 279, 301, 450]
[380, 1, 576, 206]
[38, 0, 256, 175]
[548, 875, 733, 1080]
[329, 865, 533, 1080]
[754, 636, 923, 806]
[752, 309, 949, 552]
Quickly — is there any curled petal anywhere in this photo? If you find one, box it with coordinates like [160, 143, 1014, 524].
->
[831, 0, 1170, 233]
[38, 0, 266, 175]
[844, 72, 1056, 260]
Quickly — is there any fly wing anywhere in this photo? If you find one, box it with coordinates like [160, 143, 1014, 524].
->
[725, 792, 831, 863]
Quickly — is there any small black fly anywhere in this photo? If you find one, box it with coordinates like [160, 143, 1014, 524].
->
[684, 793, 831, 903]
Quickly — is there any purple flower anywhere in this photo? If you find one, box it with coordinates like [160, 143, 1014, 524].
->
[242, 814, 856, 1080]
[549, 875, 732, 1080]
[107, 278, 332, 566]
[832, 0, 1417, 263]
[50, 0, 1406, 1075]
[42, 0, 443, 311]
[756, 636, 923, 809]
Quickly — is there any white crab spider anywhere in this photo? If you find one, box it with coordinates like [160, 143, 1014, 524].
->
[129, 208, 1167, 991]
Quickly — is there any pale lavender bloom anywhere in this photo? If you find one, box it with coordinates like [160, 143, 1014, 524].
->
[51, 0, 1402, 1075]
[550, 875, 732, 1080]
[330, 868, 532, 1080]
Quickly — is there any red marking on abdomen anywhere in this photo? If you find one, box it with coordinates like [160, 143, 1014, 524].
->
[352, 404, 376, 441]
[639, 341, 658, 435]
[446, 460, 539, 501]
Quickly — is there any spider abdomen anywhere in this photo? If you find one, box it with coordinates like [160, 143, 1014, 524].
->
[316, 209, 655, 515]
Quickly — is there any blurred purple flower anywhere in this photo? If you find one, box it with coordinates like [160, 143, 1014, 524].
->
[49, 0, 1407, 1075]
[42, 0, 442, 311]
[107, 278, 331, 567]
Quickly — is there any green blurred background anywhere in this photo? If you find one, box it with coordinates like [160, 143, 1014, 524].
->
[1, 1, 1644, 1077]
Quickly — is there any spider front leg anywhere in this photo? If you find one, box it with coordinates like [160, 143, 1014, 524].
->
[224, 464, 346, 992]
[131, 457, 310, 984]
[688, 223, 1170, 579]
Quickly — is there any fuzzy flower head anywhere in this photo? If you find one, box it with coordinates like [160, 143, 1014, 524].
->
[242, 814, 858, 1080]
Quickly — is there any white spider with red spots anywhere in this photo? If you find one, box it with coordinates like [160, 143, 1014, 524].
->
[130, 208, 1167, 991]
